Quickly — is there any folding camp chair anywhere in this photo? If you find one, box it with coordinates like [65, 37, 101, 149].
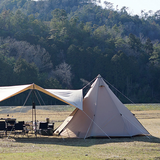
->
[14, 122, 25, 137]
[0, 121, 6, 137]
[38, 122, 48, 136]
[6, 120, 15, 135]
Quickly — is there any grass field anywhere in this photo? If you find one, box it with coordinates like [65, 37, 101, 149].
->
[0, 104, 160, 160]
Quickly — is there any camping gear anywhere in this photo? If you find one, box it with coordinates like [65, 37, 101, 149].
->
[0, 83, 83, 137]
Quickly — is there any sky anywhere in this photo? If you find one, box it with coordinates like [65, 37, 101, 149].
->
[99, 0, 160, 15]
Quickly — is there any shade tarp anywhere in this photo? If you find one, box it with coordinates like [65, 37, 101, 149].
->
[0, 84, 34, 102]
[46, 89, 83, 110]
[0, 84, 83, 110]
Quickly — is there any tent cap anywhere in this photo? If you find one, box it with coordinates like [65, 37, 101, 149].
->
[97, 74, 102, 78]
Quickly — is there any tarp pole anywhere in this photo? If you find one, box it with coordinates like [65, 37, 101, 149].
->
[32, 87, 37, 138]
[84, 115, 94, 139]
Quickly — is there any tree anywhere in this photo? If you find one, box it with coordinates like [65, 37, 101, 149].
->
[11, 9, 27, 31]
[51, 9, 67, 22]
[44, 77, 62, 89]
[54, 62, 72, 88]
[103, 1, 113, 10]
[0, 53, 14, 85]
[0, 37, 53, 73]
[128, 33, 142, 54]
[14, 58, 39, 84]
[145, 38, 153, 55]
[111, 51, 135, 99]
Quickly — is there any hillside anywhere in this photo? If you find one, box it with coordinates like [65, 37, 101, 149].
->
[0, 0, 160, 103]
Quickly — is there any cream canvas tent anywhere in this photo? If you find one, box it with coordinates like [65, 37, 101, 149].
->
[0, 83, 83, 110]
[55, 74, 149, 138]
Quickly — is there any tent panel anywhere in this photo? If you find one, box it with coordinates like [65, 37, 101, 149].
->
[0, 84, 34, 102]
[59, 108, 94, 138]
[54, 108, 79, 134]
[45, 89, 83, 110]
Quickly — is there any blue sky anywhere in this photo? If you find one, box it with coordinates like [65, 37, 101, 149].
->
[99, 0, 160, 15]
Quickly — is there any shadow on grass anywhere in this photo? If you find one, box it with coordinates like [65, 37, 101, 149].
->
[11, 135, 160, 147]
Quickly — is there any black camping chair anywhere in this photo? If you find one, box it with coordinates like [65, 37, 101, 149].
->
[14, 122, 25, 137]
[18, 121, 30, 135]
[6, 120, 15, 126]
[0, 121, 6, 137]
[6, 120, 15, 135]
[18, 121, 25, 125]
[38, 122, 48, 136]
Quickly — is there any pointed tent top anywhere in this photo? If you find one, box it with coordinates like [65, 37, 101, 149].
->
[95, 74, 108, 87]
[97, 74, 102, 78]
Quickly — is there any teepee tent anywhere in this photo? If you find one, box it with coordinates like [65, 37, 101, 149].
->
[55, 75, 149, 138]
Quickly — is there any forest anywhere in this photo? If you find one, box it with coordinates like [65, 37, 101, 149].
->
[0, 0, 160, 104]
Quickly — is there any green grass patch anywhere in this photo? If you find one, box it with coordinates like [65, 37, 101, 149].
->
[0, 137, 160, 160]
[125, 103, 160, 111]
[0, 104, 160, 114]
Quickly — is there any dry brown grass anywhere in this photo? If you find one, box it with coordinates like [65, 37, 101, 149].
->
[133, 110, 160, 138]
[0, 108, 72, 128]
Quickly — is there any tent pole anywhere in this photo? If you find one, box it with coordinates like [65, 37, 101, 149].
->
[32, 101, 37, 137]
[84, 115, 94, 139]
[32, 89, 37, 138]
[32, 104, 33, 132]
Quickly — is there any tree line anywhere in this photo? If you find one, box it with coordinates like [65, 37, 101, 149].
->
[0, 0, 160, 103]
